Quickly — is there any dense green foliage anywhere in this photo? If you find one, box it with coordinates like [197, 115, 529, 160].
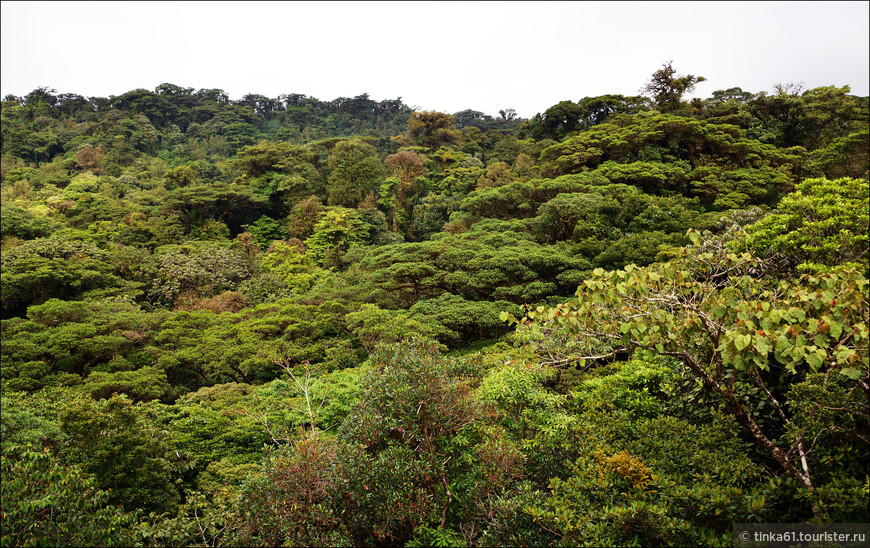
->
[2, 67, 868, 546]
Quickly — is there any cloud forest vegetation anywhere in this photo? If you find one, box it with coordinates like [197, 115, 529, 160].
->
[1, 62, 868, 546]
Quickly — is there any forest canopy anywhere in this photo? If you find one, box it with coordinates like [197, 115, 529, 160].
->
[1, 64, 868, 547]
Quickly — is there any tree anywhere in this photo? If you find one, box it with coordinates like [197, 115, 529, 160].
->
[80, 365, 171, 402]
[538, 100, 583, 140]
[708, 86, 755, 105]
[245, 215, 284, 250]
[1, 299, 168, 393]
[238, 434, 343, 547]
[504, 357, 776, 544]
[0, 237, 139, 319]
[641, 61, 706, 112]
[532, 412, 770, 545]
[476, 161, 516, 189]
[452, 109, 491, 129]
[149, 245, 250, 306]
[304, 207, 369, 267]
[161, 181, 269, 235]
[259, 240, 326, 293]
[575, 94, 652, 126]
[233, 141, 323, 204]
[345, 304, 438, 353]
[746, 85, 868, 151]
[1, 446, 136, 546]
[0, 205, 60, 241]
[409, 293, 520, 348]
[379, 150, 428, 233]
[411, 193, 461, 241]
[198, 107, 262, 153]
[406, 111, 463, 150]
[509, 227, 868, 518]
[164, 164, 198, 188]
[152, 297, 359, 389]
[284, 195, 323, 240]
[236, 338, 526, 546]
[59, 394, 181, 513]
[335, 339, 486, 542]
[326, 138, 383, 207]
[74, 145, 106, 174]
[537, 113, 799, 207]
[809, 128, 870, 179]
[24, 87, 58, 117]
[739, 177, 869, 274]
[356, 220, 590, 311]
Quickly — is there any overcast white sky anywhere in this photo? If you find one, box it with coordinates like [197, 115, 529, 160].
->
[1, 1, 868, 118]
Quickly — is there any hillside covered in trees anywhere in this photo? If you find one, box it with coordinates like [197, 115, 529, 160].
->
[1, 63, 868, 547]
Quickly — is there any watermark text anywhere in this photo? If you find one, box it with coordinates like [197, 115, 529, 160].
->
[734, 523, 869, 547]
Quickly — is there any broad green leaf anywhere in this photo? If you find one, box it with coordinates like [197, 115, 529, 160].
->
[734, 334, 751, 351]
